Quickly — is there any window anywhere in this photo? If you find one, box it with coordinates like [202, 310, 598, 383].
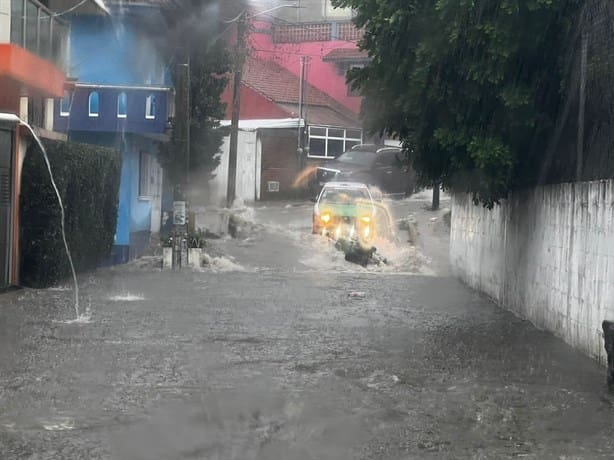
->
[139, 151, 160, 199]
[60, 90, 71, 117]
[10, 0, 24, 47]
[39, 10, 51, 58]
[88, 91, 99, 117]
[25, 0, 38, 53]
[117, 92, 127, 119]
[10, 0, 68, 66]
[320, 187, 369, 204]
[145, 94, 156, 119]
[308, 126, 362, 159]
[51, 20, 69, 68]
[337, 150, 377, 167]
[374, 151, 399, 168]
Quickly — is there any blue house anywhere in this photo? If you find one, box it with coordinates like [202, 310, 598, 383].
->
[54, 2, 173, 263]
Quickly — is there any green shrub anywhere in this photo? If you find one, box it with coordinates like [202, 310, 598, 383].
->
[20, 139, 121, 288]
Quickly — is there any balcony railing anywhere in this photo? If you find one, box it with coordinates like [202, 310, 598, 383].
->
[272, 21, 363, 44]
[10, 0, 69, 70]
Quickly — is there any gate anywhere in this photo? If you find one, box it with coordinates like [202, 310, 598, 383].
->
[0, 128, 14, 289]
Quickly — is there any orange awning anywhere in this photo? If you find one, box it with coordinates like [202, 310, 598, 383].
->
[0, 44, 65, 98]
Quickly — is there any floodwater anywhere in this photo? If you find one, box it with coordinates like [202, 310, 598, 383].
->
[0, 195, 613, 459]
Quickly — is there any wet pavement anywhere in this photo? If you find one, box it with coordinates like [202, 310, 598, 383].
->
[1, 196, 613, 459]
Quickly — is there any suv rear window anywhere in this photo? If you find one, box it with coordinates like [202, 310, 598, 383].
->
[336, 151, 377, 167]
[374, 151, 400, 167]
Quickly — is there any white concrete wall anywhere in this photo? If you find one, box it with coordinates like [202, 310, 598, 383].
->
[451, 180, 614, 363]
[209, 130, 259, 207]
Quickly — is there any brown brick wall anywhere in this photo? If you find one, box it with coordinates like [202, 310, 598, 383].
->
[259, 129, 309, 200]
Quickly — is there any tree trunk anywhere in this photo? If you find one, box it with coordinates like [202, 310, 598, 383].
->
[432, 184, 440, 211]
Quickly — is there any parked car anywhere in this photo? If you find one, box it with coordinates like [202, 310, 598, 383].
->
[311, 144, 415, 198]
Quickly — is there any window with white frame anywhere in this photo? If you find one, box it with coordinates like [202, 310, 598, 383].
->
[145, 94, 156, 120]
[88, 91, 99, 117]
[117, 92, 127, 118]
[308, 126, 362, 159]
[60, 90, 71, 116]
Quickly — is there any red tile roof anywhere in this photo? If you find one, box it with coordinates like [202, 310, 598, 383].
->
[277, 103, 359, 128]
[241, 57, 359, 127]
[323, 48, 369, 62]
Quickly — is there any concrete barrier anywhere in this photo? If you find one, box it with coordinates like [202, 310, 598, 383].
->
[188, 248, 202, 269]
[162, 247, 173, 269]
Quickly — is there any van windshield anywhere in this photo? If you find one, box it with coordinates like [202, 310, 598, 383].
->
[320, 188, 370, 204]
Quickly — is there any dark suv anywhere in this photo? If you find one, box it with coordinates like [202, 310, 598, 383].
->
[311, 144, 415, 197]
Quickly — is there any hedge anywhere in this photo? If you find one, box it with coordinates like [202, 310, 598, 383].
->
[20, 139, 121, 288]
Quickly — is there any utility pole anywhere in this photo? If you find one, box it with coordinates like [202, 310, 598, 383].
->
[171, 53, 190, 268]
[226, 12, 247, 209]
[297, 57, 305, 147]
[185, 54, 191, 193]
[297, 56, 308, 170]
[226, 4, 298, 209]
[174, 54, 190, 201]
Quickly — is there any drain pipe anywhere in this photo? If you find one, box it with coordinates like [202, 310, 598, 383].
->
[602, 320, 614, 387]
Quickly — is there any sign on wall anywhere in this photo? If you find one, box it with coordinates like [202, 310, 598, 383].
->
[173, 201, 186, 225]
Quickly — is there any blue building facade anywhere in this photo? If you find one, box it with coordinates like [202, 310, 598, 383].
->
[54, 4, 173, 263]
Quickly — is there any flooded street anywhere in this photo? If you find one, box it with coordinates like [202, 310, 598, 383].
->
[1, 196, 613, 459]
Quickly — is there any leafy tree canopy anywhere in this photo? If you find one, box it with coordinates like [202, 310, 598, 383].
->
[151, 0, 245, 188]
[334, 0, 582, 207]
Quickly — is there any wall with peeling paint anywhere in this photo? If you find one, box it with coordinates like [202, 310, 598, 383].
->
[450, 181, 614, 363]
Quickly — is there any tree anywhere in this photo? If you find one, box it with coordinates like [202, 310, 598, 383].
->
[151, 0, 245, 193]
[334, 0, 582, 207]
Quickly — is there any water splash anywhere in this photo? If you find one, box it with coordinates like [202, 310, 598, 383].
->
[109, 294, 146, 302]
[40, 417, 75, 431]
[292, 164, 318, 189]
[23, 124, 81, 319]
[54, 298, 92, 324]
[202, 254, 247, 272]
[58, 314, 92, 325]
